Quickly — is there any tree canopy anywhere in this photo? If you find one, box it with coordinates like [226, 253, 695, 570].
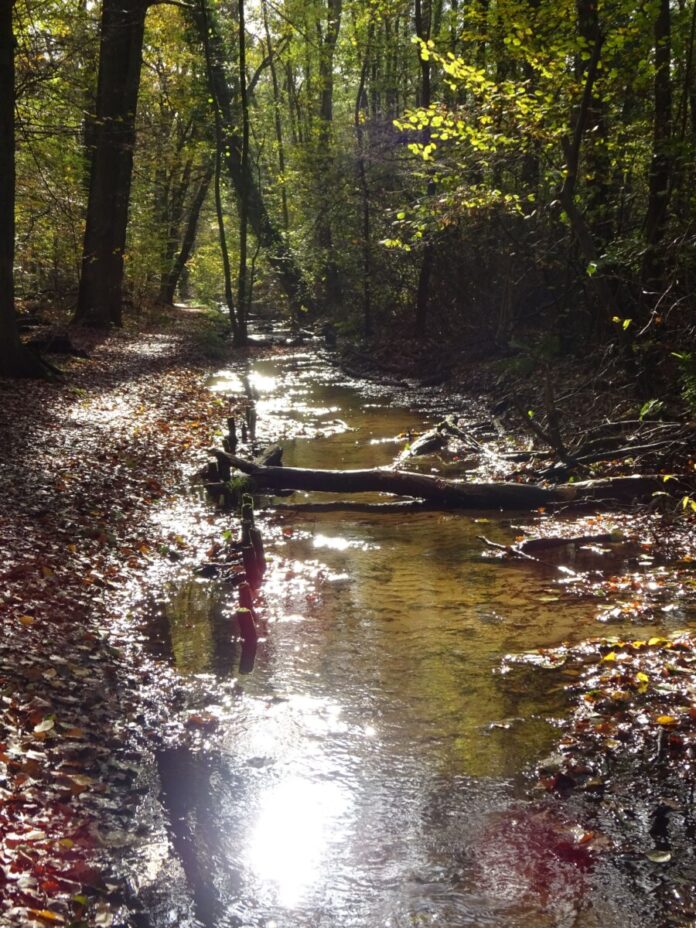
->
[1, 0, 694, 392]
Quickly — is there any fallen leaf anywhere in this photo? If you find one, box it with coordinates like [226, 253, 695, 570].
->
[645, 849, 672, 863]
[27, 911, 65, 924]
[33, 719, 55, 734]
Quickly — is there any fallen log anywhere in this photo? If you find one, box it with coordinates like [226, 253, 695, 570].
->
[220, 452, 673, 510]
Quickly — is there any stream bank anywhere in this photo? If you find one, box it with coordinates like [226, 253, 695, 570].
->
[2, 309, 695, 927]
[143, 342, 696, 927]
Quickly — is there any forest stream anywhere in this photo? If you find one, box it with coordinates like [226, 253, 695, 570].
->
[138, 344, 696, 928]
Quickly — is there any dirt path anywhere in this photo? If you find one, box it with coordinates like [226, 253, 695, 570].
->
[0, 308, 238, 927]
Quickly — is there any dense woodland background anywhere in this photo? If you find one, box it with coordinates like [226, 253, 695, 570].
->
[1, 0, 695, 404]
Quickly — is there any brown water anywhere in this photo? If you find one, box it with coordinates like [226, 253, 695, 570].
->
[151, 349, 694, 928]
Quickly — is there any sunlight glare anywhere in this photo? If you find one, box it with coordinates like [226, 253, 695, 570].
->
[209, 371, 245, 394]
[248, 372, 278, 394]
[248, 776, 349, 907]
[313, 534, 352, 551]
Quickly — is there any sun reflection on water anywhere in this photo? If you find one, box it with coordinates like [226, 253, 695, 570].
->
[248, 775, 351, 908]
[246, 371, 279, 394]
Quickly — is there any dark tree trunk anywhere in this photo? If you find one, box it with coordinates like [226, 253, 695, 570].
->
[157, 156, 193, 300]
[642, 0, 673, 297]
[575, 0, 611, 244]
[158, 161, 214, 306]
[414, 243, 434, 339]
[0, 0, 45, 377]
[237, 0, 250, 344]
[558, 34, 618, 324]
[74, 0, 147, 327]
[355, 34, 373, 337]
[316, 0, 343, 307]
[414, 0, 433, 339]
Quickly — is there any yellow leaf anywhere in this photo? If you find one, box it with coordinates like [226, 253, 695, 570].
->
[649, 637, 668, 646]
[19, 614, 35, 626]
[28, 911, 65, 924]
[636, 672, 649, 683]
[602, 651, 617, 662]
[656, 715, 678, 726]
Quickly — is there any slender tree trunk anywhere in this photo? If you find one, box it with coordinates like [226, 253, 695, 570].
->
[414, 0, 433, 339]
[237, 0, 250, 344]
[0, 0, 44, 377]
[316, 0, 343, 307]
[285, 64, 303, 144]
[159, 161, 214, 305]
[199, 0, 238, 341]
[262, 0, 289, 231]
[575, 0, 611, 243]
[558, 35, 616, 317]
[355, 33, 373, 337]
[192, 4, 309, 316]
[73, 0, 147, 327]
[158, 157, 193, 297]
[642, 0, 673, 297]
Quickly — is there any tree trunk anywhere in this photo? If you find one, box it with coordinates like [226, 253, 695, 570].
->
[0, 0, 45, 377]
[642, 0, 673, 298]
[157, 156, 193, 301]
[316, 0, 343, 307]
[262, 0, 289, 231]
[575, 0, 611, 244]
[355, 33, 373, 337]
[237, 0, 250, 344]
[74, 0, 147, 327]
[414, 0, 433, 339]
[558, 33, 621, 327]
[158, 161, 214, 306]
[199, 0, 239, 341]
[192, 4, 309, 316]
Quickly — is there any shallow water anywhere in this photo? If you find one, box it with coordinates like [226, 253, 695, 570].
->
[150, 349, 694, 928]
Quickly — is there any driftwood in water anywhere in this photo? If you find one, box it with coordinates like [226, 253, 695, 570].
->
[220, 452, 669, 510]
[480, 532, 621, 560]
[402, 414, 481, 459]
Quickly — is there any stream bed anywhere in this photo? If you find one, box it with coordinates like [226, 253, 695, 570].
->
[143, 347, 695, 928]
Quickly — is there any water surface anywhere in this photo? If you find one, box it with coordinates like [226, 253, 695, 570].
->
[152, 349, 692, 928]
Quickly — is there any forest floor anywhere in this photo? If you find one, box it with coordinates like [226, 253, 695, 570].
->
[1, 306, 696, 926]
[0, 306, 246, 927]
